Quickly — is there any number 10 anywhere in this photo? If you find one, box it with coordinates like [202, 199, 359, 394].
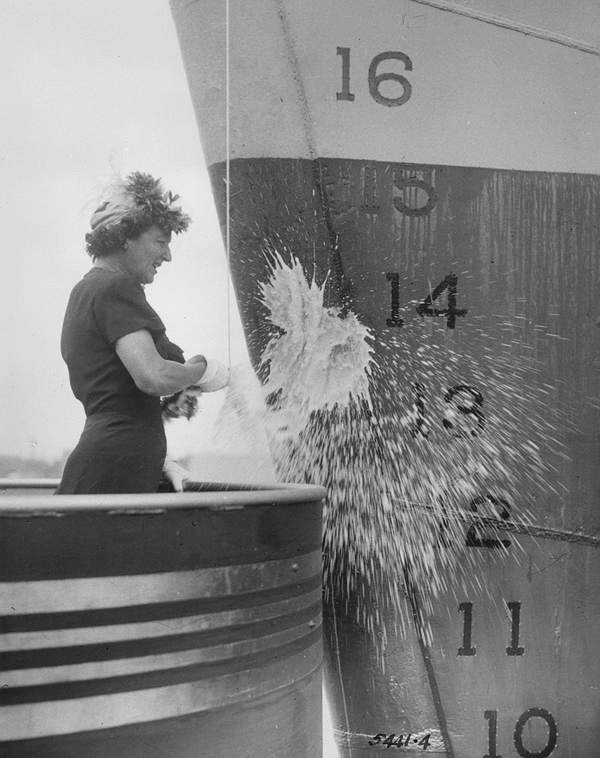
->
[484, 708, 558, 757]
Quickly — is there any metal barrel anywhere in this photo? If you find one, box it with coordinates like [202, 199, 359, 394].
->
[0, 480, 325, 757]
[170, 2, 600, 756]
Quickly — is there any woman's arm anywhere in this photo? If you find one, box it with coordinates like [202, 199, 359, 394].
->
[116, 329, 207, 396]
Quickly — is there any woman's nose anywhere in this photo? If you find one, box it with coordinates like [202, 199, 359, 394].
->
[163, 246, 172, 262]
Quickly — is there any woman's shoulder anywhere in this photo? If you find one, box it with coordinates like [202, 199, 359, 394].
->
[71, 268, 145, 305]
[81, 269, 164, 336]
[83, 268, 142, 291]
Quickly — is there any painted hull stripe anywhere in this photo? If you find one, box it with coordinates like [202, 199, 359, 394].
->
[0, 601, 321, 671]
[0, 620, 321, 687]
[0, 626, 321, 705]
[0, 550, 321, 615]
[0, 586, 320, 651]
[0, 641, 322, 741]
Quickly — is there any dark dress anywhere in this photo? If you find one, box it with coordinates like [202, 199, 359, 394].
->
[56, 268, 184, 494]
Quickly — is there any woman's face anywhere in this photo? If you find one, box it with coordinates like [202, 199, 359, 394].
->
[123, 225, 172, 284]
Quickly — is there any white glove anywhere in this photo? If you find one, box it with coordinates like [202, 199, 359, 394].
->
[163, 454, 191, 492]
[194, 359, 230, 392]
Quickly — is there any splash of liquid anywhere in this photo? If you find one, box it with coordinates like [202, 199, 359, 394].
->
[219, 252, 567, 645]
[258, 252, 373, 436]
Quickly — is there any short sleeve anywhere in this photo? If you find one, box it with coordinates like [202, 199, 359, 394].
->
[154, 333, 185, 363]
[94, 276, 164, 344]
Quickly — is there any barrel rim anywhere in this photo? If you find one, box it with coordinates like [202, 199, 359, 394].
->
[0, 478, 327, 514]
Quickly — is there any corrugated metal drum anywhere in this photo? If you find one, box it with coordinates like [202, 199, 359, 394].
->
[0, 480, 324, 757]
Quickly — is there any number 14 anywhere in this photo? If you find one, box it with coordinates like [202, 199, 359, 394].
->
[386, 272, 468, 329]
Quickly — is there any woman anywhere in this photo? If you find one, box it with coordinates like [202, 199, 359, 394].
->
[56, 171, 228, 494]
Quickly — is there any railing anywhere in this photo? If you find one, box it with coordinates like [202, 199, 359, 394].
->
[0, 478, 327, 512]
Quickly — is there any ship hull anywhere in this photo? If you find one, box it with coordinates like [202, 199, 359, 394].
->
[171, 2, 600, 755]
[206, 155, 600, 756]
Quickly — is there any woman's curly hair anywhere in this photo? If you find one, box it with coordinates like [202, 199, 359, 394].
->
[86, 172, 191, 258]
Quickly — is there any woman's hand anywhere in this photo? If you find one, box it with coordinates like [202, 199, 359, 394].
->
[162, 454, 191, 492]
